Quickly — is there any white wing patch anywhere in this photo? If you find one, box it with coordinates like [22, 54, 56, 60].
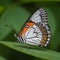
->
[30, 10, 42, 23]
[24, 24, 42, 45]
[25, 27, 37, 38]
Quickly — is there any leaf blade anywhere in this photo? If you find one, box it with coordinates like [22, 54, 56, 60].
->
[0, 41, 60, 60]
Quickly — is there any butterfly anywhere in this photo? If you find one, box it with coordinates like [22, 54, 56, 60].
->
[14, 8, 50, 47]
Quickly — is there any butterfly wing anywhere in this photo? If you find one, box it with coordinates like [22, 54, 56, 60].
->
[24, 24, 42, 46]
[29, 8, 50, 46]
[15, 8, 50, 47]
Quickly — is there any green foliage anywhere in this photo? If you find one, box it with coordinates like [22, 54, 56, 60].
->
[0, 41, 60, 60]
[0, 6, 29, 40]
[0, 56, 6, 60]
[0, 1, 60, 60]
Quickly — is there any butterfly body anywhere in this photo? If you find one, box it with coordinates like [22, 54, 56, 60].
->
[15, 8, 50, 47]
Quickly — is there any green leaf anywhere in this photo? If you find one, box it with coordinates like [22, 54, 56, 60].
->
[49, 6, 60, 50]
[0, 56, 6, 60]
[46, 8, 56, 36]
[7, 6, 30, 32]
[0, 5, 5, 15]
[0, 23, 12, 40]
[0, 6, 30, 40]
[0, 41, 60, 60]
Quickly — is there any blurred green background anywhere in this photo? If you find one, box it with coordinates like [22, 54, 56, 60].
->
[0, 0, 60, 60]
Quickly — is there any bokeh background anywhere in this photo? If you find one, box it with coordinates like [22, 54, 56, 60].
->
[0, 0, 60, 60]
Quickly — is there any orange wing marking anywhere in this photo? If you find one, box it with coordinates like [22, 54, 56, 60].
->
[19, 22, 35, 37]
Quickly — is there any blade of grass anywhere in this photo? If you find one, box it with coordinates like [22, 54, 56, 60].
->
[0, 41, 60, 60]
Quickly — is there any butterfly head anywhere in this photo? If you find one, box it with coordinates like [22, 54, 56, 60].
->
[14, 34, 23, 43]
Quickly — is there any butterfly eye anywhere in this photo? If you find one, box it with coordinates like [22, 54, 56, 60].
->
[25, 25, 29, 28]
